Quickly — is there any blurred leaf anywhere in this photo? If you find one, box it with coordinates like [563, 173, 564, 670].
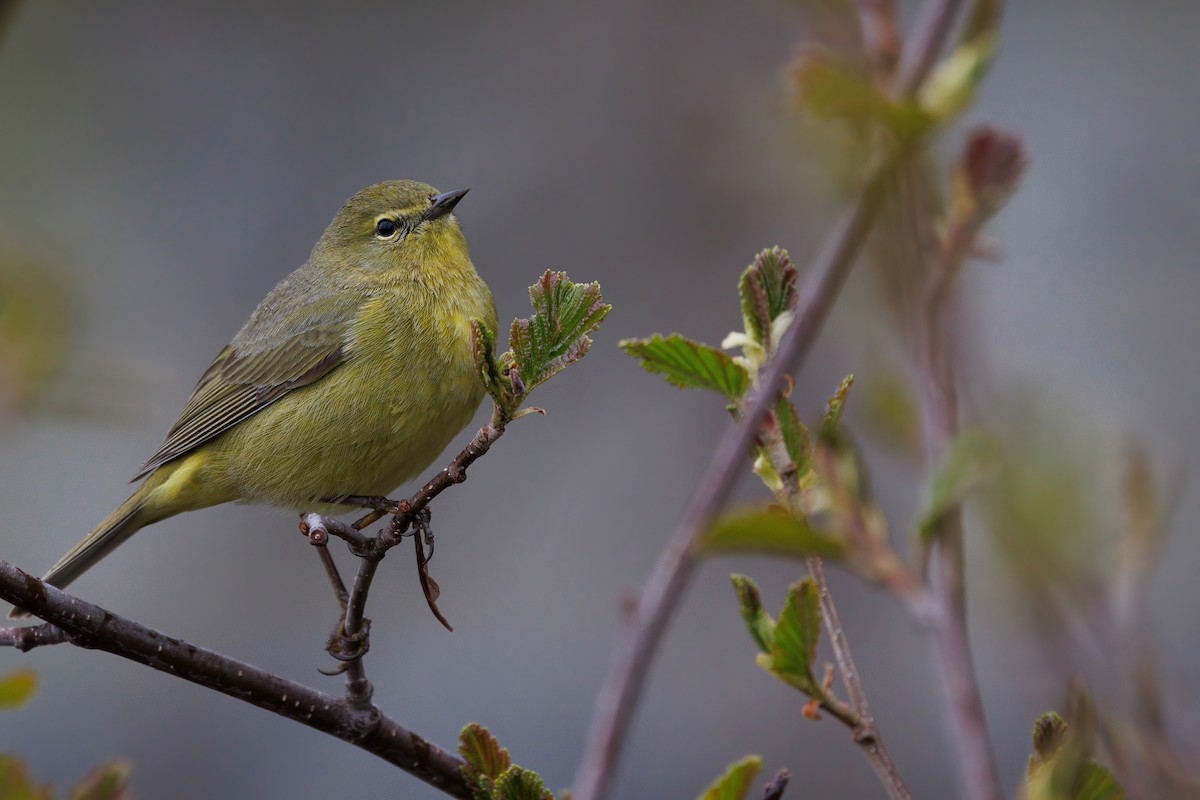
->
[621, 334, 750, 401]
[774, 395, 810, 473]
[760, 579, 822, 696]
[509, 271, 610, 395]
[67, 762, 131, 800]
[790, 49, 932, 141]
[1031, 712, 1069, 760]
[860, 369, 921, 455]
[820, 375, 854, 436]
[731, 574, 775, 653]
[0, 755, 51, 800]
[492, 766, 554, 800]
[918, 38, 997, 124]
[697, 755, 762, 800]
[949, 127, 1027, 226]
[1022, 711, 1125, 800]
[918, 427, 1003, 541]
[738, 247, 798, 349]
[460, 723, 512, 797]
[0, 669, 36, 709]
[0, 256, 77, 416]
[700, 507, 844, 559]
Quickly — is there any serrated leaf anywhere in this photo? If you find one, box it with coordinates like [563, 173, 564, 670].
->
[509, 271, 610, 393]
[471, 319, 502, 395]
[821, 374, 854, 436]
[739, 247, 798, 348]
[68, 761, 132, 800]
[699, 507, 844, 559]
[459, 722, 512, 794]
[621, 334, 750, 400]
[0, 669, 36, 709]
[918, 427, 1002, 542]
[763, 579, 822, 696]
[493, 766, 554, 800]
[774, 396, 810, 473]
[731, 574, 775, 653]
[697, 755, 762, 800]
[1030, 712, 1068, 761]
[0, 754, 51, 800]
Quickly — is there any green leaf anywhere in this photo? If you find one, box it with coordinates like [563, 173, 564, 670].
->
[621, 334, 750, 401]
[459, 723, 512, 797]
[0, 669, 36, 709]
[917, 427, 1002, 542]
[792, 50, 933, 141]
[918, 38, 996, 124]
[509, 271, 610, 394]
[471, 320, 502, 397]
[762, 579, 822, 696]
[1023, 711, 1125, 800]
[730, 574, 775, 653]
[820, 374, 854, 436]
[697, 755, 762, 800]
[68, 762, 132, 800]
[0, 754, 51, 800]
[738, 247, 798, 349]
[774, 396, 810, 474]
[493, 766, 554, 800]
[699, 507, 844, 559]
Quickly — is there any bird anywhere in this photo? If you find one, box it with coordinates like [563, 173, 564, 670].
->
[10, 180, 497, 619]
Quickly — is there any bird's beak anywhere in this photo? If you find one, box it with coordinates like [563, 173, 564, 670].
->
[425, 187, 469, 221]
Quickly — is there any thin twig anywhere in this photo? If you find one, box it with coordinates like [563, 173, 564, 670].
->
[0, 621, 70, 651]
[572, 168, 891, 800]
[762, 768, 791, 800]
[915, 161, 1004, 799]
[0, 559, 472, 799]
[758, 403, 910, 798]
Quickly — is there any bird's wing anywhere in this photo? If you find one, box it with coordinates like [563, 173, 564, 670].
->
[132, 315, 349, 481]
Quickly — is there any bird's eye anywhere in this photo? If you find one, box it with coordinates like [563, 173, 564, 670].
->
[375, 218, 398, 238]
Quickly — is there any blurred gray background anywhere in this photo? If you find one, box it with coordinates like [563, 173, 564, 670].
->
[1, 2, 1197, 798]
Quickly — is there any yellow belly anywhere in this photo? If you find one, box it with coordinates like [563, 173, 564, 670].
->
[178, 284, 493, 510]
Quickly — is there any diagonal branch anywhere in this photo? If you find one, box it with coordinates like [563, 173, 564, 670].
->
[572, 166, 892, 800]
[0, 559, 472, 798]
[572, 3, 969, 798]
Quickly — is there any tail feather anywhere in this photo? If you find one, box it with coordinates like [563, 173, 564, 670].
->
[9, 489, 151, 620]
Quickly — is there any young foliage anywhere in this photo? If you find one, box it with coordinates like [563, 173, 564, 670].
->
[789, 49, 933, 143]
[820, 374, 854, 437]
[733, 576, 829, 702]
[761, 578, 824, 697]
[739, 247, 798, 350]
[620, 334, 750, 401]
[699, 507, 844, 560]
[473, 271, 610, 423]
[458, 723, 553, 800]
[1021, 712, 1125, 800]
[696, 755, 763, 800]
[773, 395, 810, 475]
[731, 574, 774, 653]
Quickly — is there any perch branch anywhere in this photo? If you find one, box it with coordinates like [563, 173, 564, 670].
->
[0, 559, 472, 799]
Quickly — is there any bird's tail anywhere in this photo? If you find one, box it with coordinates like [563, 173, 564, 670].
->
[9, 476, 166, 619]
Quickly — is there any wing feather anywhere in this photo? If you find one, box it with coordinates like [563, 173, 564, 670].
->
[132, 324, 346, 480]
